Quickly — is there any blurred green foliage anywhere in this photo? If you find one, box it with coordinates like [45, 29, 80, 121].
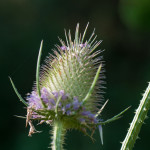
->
[119, 0, 150, 32]
[0, 0, 150, 150]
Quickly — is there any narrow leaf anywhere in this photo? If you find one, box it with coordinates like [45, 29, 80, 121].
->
[98, 106, 130, 125]
[9, 77, 28, 106]
[82, 64, 102, 104]
[36, 40, 46, 108]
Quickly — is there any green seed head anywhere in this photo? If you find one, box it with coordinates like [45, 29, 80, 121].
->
[40, 24, 104, 114]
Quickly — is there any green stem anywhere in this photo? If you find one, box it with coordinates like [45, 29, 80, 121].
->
[51, 120, 65, 150]
[55, 96, 62, 115]
[121, 82, 150, 150]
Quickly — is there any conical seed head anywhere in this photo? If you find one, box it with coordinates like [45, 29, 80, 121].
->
[39, 24, 104, 113]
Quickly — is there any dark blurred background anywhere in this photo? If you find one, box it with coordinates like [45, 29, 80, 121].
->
[1, 0, 150, 150]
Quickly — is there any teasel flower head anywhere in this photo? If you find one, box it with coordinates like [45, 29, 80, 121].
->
[25, 24, 103, 123]
[10, 23, 129, 149]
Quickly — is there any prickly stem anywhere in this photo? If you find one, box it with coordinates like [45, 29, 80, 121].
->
[51, 121, 65, 150]
[121, 82, 150, 150]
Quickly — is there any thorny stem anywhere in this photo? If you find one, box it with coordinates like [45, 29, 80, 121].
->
[121, 82, 150, 150]
[51, 120, 65, 150]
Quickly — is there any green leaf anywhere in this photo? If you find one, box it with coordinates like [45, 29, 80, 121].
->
[36, 40, 46, 108]
[9, 77, 28, 106]
[98, 106, 130, 125]
[82, 64, 102, 104]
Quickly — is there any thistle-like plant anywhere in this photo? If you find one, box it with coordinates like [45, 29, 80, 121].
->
[10, 23, 128, 150]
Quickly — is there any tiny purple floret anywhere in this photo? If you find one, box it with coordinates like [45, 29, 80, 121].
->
[59, 90, 68, 100]
[73, 96, 78, 101]
[65, 103, 71, 109]
[66, 110, 72, 116]
[81, 111, 91, 116]
[79, 118, 85, 123]
[61, 46, 67, 50]
[73, 101, 80, 110]
[52, 91, 58, 99]
[27, 91, 43, 109]
[49, 98, 56, 105]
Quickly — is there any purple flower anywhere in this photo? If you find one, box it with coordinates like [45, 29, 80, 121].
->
[81, 111, 91, 116]
[47, 104, 52, 110]
[88, 113, 95, 119]
[62, 106, 66, 114]
[65, 103, 71, 109]
[41, 87, 50, 103]
[59, 90, 64, 95]
[90, 117, 98, 124]
[79, 118, 85, 124]
[79, 43, 90, 48]
[73, 96, 78, 101]
[60, 46, 67, 50]
[27, 91, 42, 109]
[59, 90, 69, 100]
[52, 91, 58, 99]
[66, 110, 72, 116]
[79, 44, 85, 48]
[72, 96, 81, 110]
[47, 98, 56, 110]
[73, 101, 80, 110]
[49, 98, 55, 105]
[58, 102, 62, 107]
[41, 87, 49, 95]
[62, 94, 68, 100]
